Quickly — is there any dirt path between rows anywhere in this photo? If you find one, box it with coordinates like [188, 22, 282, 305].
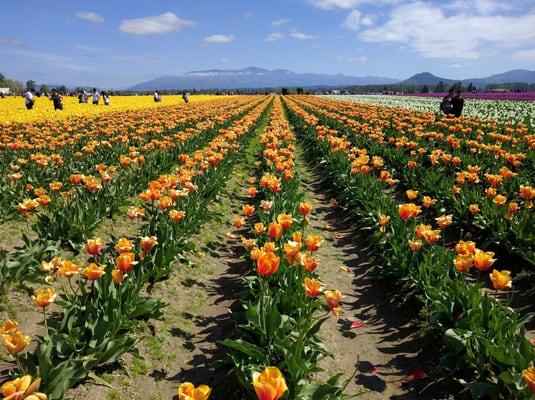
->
[295, 145, 461, 400]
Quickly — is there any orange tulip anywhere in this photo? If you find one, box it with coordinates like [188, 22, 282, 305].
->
[473, 249, 496, 271]
[454, 254, 473, 273]
[241, 237, 257, 251]
[421, 196, 437, 208]
[305, 235, 323, 251]
[116, 252, 138, 273]
[86, 237, 104, 257]
[469, 204, 480, 215]
[493, 194, 507, 206]
[254, 223, 265, 235]
[57, 260, 80, 278]
[262, 241, 277, 253]
[252, 367, 288, 400]
[0, 320, 19, 335]
[489, 270, 512, 290]
[398, 203, 422, 221]
[115, 238, 134, 253]
[283, 241, 301, 265]
[406, 190, 419, 200]
[83, 263, 106, 281]
[435, 214, 453, 229]
[140, 236, 158, 253]
[299, 202, 313, 216]
[267, 222, 283, 240]
[178, 382, 211, 400]
[32, 288, 57, 308]
[1, 375, 47, 400]
[303, 278, 322, 298]
[260, 200, 272, 211]
[455, 240, 476, 256]
[523, 367, 535, 394]
[277, 214, 293, 230]
[111, 269, 126, 284]
[2, 330, 31, 355]
[257, 253, 280, 277]
[243, 204, 255, 217]
[324, 290, 343, 316]
[247, 186, 257, 198]
[301, 254, 319, 272]
[408, 240, 423, 252]
[519, 185, 534, 208]
[169, 209, 186, 223]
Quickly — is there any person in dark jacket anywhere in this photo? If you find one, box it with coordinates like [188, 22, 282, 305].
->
[440, 88, 455, 115]
[451, 89, 464, 117]
[51, 89, 63, 110]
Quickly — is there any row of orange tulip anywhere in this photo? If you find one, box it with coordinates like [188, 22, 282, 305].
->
[1, 97, 273, 399]
[289, 95, 534, 268]
[284, 95, 534, 399]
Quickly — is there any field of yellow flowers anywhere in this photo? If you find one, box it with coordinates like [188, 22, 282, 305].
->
[0, 94, 534, 400]
[0, 95, 223, 125]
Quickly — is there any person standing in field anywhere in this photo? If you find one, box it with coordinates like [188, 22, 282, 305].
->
[103, 91, 110, 106]
[51, 89, 63, 111]
[92, 88, 100, 105]
[182, 91, 190, 105]
[452, 89, 464, 117]
[24, 88, 35, 110]
[440, 88, 455, 116]
[154, 91, 162, 102]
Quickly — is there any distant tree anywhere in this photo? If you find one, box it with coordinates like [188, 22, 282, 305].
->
[57, 85, 68, 94]
[452, 81, 463, 91]
[26, 80, 36, 91]
[281, 88, 288, 95]
[39, 84, 49, 94]
[0, 73, 5, 83]
[435, 81, 445, 92]
[296, 87, 304, 94]
[422, 85, 430, 93]
[467, 82, 475, 92]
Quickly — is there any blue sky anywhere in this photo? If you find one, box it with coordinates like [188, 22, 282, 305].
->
[1, 0, 535, 88]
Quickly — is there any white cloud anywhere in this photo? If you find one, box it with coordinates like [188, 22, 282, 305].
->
[265, 32, 284, 42]
[272, 18, 291, 26]
[221, 58, 229, 62]
[119, 12, 196, 35]
[446, 0, 509, 14]
[342, 10, 373, 31]
[306, 0, 398, 10]
[75, 11, 104, 23]
[360, 2, 535, 60]
[204, 34, 235, 44]
[0, 39, 23, 47]
[513, 49, 535, 61]
[349, 55, 368, 62]
[290, 32, 316, 40]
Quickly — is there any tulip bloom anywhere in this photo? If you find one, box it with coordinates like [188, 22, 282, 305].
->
[32, 288, 57, 308]
[57, 260, 80, 278]
[1, 375, 47, 400]
[324, 290, 343, 316]
[406, 190, 419, 200]
[111, 269, 126, 284]
[243, 204, 255, 217]
[398, 203, 422, 221]
[0, 320, 19, 335]
[523, 367, 535, 394]
[178, 382, 211, 400]
[493, 194, 507, 206]
[116, 252, 138, 273]
[234, 217, 245, 229]
[379, 214, 390, 232]
[435, 214, 453, 229]
[283, 241, 301, 265]
[252, 367, 288, 400]
[473, 249, 496, 271]
[408, 240, 423, 252]
[277, 214, 293, 230]
[115, 238, 134, 253]
[169, 209, 186, 223]
[257, 253, 280, 277]
[83, 263, 106, 281]
[303, 278, 322, 298]
[2, 330, 31, 355]
[140, 236, 158, 254]
[454, 254, 473, 273]
[86, 237, 104, 257]
[267, 222, 283, 240]
[469, 204, 480, 215]
[260, 200, 272, 211]
[305, 235, 323, 251]
[455, 240, 476, 256]
[489, 270, 512, 290]
[254, 223, 265, 235]
[421, 196, 437, 208]
[299, 202, 313, 216]
[301, 254, 319, 272]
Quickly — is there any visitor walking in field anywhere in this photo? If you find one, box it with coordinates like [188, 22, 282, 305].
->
[182, 91, 190, 105]
[154, 91, 161, 102]
[103, 91, 110, 106]
[92, 88, 100, 105]
[24, 88, 35, 110]
[51, 89, 63, 110]
[452, 89, 464, 117]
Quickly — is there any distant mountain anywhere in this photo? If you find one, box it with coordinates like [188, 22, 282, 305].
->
[401, 69, 535, 87]
[128, 66, 399, 91]
[401, 72, 455, 85]
[464, 69, 535, 86]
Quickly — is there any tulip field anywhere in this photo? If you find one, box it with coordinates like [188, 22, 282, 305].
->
[0, 94, 534, 400]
